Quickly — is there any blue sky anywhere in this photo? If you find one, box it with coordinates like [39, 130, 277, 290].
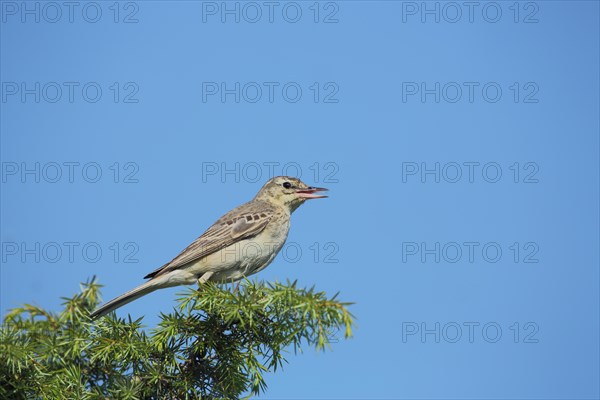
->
[1, 1, 599, 398]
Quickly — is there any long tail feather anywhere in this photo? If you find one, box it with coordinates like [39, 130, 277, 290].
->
[90, 279, 162, 319]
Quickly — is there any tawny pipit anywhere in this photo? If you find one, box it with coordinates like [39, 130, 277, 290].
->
[90, 176, 327, 318]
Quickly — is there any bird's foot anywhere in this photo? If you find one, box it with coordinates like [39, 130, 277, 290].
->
[196, 271, 214, 291]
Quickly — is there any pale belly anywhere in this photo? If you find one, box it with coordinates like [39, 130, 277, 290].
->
[169, 220, 290, 284]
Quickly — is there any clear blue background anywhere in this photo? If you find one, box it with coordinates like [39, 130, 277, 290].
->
[1, 1, 598, 398]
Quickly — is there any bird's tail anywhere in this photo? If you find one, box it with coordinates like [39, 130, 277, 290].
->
[90, 279, 163, 319]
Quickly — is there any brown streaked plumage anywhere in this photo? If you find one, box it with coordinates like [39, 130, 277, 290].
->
[90, 176, 327, 319]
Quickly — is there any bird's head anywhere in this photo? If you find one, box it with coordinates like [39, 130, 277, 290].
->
[255, 176, 328, 212]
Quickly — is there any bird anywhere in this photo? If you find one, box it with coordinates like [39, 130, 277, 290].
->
[90, 176, 328, 319]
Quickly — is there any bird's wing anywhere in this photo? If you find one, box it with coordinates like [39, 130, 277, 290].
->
[143, 210, 273, 279]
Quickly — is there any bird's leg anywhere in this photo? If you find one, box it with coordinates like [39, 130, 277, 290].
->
[197, 271, 214, 290]
[233, 280, 241, 294]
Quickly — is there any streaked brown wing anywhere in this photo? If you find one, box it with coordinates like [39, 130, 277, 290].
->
[144, 211, 272, 279]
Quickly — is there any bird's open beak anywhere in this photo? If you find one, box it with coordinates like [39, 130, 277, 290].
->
[296, 186, 328, 199]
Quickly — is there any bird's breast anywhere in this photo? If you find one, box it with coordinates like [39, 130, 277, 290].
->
[198, 217, 291, 282]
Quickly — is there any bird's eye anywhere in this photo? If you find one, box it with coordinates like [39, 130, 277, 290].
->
[282, 182, 292, 189]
